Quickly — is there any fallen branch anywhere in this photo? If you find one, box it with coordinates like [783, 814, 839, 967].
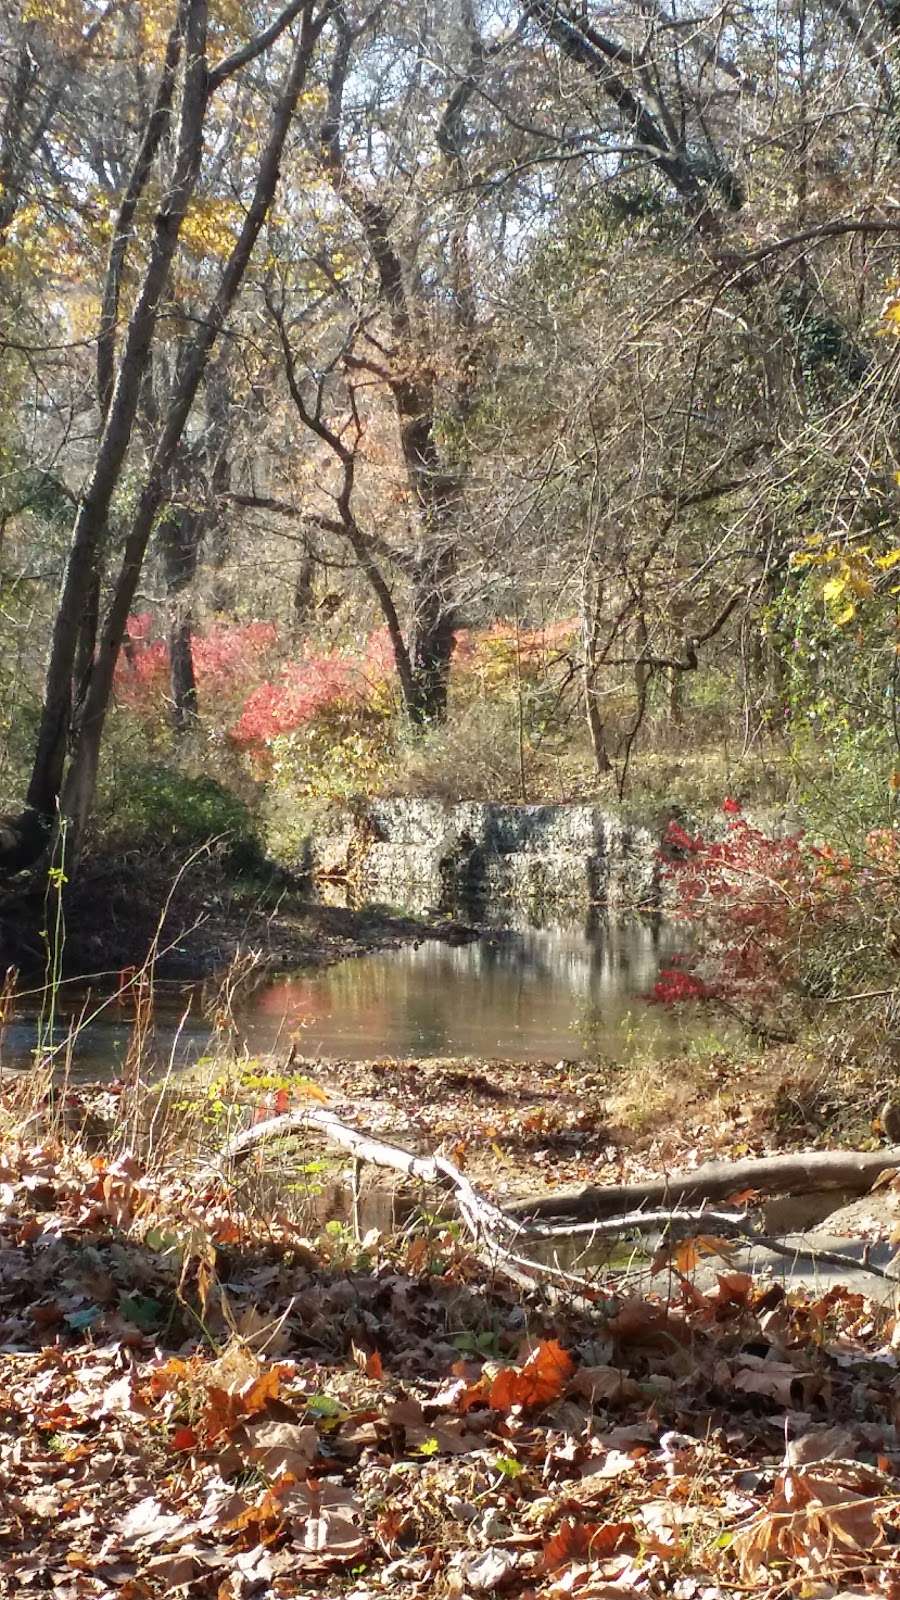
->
[219, 1110, 898, 1292]
[503, 1146, 900, 1224]
[519, 1207, 896, 1284]
[221, 1107, 516, 1239]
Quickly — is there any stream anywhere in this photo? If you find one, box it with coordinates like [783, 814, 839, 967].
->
[0, 910, 697, 1078]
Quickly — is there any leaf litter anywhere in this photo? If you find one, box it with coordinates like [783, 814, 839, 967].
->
[0, 1126, 899, 1599]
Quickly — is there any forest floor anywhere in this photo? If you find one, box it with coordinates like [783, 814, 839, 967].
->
[2, 860, 900, 1598]
[2, 1029, 900, 1598]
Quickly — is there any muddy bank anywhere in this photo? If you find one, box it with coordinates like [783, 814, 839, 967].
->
[0, 847, 477, 982]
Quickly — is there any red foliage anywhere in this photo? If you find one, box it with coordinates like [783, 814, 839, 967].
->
[652, 967, 715, 1004]
[115, 615, 278, 718]
[655, 801, 900, 1016]
[230, 651, 370, 748]
[113, 613, 582, 749]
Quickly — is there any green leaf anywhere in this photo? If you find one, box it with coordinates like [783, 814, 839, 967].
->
[120, 1294, 165, 1331]
[65, 1306, 101, 1330]
[305, 1394, 346, 1419]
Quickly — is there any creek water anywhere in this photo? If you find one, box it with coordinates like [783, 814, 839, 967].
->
[0, 910, 694, 1078]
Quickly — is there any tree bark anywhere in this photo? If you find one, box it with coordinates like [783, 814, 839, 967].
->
[503, 1145, 900, 1223]
[582, 565, 613, 776]
[58, 7, 327, 856]
[159, 500, 201, 731]
[25, 0, 210, 823]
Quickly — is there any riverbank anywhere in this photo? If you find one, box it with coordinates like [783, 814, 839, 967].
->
[198, 1040, 897, 1201]
[0, 844, 478, 982]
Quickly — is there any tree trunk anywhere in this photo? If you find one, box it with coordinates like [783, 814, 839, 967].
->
[169, 614, 198, 731]
[24, 0, 210, 824]
[160, 501, 201, 731]
[585, 677, 613, 775]
[292, 545, 316, 637]
[410, 554, 457, 724]
[581, 562, 613, 776]
[57, 10, 324, 858]
[403, 422, 459, 726]
[668, 667, 684, 727]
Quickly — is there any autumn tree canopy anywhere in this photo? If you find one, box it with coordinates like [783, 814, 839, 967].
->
[0, 0, 897, 867]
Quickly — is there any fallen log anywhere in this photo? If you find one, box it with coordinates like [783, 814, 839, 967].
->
[503, 1146, 900, 1224]
[218, 1110, 897, 1292]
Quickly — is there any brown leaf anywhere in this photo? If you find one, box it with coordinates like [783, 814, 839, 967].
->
[785, 1425, 858, 1467]
[542, 1518, 636, 1571]
[733, 1358, 823, 1408]
[242, 1419, 319, 1476]
[568, 1365, 640, 1404]
[732, 1466, 892, 1579]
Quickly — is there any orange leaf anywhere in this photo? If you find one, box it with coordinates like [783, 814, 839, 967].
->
[296, 1078, 329, 1104]
[204, 1384, 242, 1443]
[351, 1342, 383, 1379]
[674, 1238, 700, 1274]
[241, 1365, 283, 1415]
[489, 1339, 574, 1413]
[170, 1425, 198, 1452]
[716, 1271, 754, 1305]
[674, 1234, 736, 1274]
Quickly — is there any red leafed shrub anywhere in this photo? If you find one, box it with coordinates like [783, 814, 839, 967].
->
[655, 801, 900, 1022]
[230, 650, 371, 748]
[114, 614, 169, 712]
[115, 615, 279, 720]
[193, 620, 278, 694]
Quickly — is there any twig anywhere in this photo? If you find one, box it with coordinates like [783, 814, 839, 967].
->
[219, 1109, 898, 1293]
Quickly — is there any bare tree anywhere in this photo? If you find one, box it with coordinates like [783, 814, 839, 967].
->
[3, 0, 334, 867]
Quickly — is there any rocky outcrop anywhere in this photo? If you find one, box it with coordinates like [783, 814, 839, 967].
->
[302, 800, 662, 911]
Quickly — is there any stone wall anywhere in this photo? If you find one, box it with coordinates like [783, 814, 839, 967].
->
[305, 799, 662, 911]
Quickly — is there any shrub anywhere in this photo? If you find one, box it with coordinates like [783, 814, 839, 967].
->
[102, 761, 263, 869]
[390, 698, 532, 801]
[654, 800, 900, 1034]
[114, 614, 280, 731]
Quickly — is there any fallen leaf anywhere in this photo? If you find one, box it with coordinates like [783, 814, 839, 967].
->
[543, 1518, 636, 1571]
[489, 1339, 574, 1412]
[242, 1419, 319, 1475]
[118, 1496, 186, 1550]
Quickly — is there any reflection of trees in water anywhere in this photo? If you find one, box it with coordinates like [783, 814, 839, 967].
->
[0, 916, 690, 1071]
[376, 917, 685, 1000]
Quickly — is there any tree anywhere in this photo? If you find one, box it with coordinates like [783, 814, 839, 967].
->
[1, 0, 335, 868]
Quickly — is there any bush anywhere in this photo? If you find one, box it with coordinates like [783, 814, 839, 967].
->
[262, 716, 394, 864]
[101, 762, 263, 870]
[390, 699, 532, 801]
[654, 800, 900, 1036]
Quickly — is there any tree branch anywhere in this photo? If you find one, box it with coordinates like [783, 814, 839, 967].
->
[208, 0, 321, 88]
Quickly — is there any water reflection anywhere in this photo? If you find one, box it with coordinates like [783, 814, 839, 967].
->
[0, 913, 690, 1076]
[259, 916, 687, 1062]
